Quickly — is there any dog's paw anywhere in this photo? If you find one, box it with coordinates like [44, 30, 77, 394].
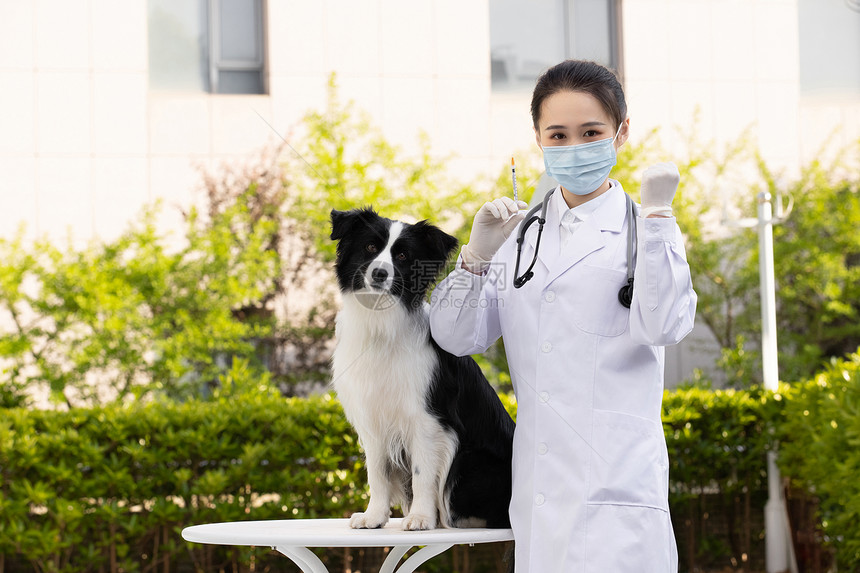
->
[401, 513, 436, 531]
[349, 511, 388, 529]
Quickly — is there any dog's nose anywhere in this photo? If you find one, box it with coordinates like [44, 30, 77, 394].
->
[371, 268, 389, 284]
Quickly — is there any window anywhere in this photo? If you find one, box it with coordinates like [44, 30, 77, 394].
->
[490, 0, 620, 91]
[148, 0, 266, 94]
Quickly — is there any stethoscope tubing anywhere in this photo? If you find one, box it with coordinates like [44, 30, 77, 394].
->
[513, 190, 553, 289]
[513, 187, 637, 309]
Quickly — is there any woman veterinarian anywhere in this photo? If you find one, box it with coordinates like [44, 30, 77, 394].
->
[429, 59, 697, 572]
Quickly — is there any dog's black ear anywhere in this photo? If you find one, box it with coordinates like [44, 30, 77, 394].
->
[437, 228, 459, 261]
[330, 207, 377, 242]
[415, 220, 459, 261]
[330, 209, 355, 241]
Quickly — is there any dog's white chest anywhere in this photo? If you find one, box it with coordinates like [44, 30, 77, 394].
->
[332, 299, 438, 436]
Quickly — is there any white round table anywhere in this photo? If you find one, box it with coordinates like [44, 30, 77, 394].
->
[181, 518, 513, 573]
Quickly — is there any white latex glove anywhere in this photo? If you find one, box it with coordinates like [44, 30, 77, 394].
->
[461, 197, 527, 273]
[640, 162, 681, 218]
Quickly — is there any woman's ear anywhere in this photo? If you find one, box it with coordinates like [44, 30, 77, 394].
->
[534, 126, 542, 149]
[616, 118, 630, 149]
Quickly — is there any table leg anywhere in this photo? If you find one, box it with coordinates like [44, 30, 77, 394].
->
[392, 544, 454, 573]
[379, 545, 411, 573]
[275, 542, 455, 573]
[274, 545, 330, 573]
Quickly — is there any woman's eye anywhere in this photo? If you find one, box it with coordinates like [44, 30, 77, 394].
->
[395, 252, 407, 261]
[550, 132, 566, 140]
[583, 130, 598, 138]
[366, 244, 378, 254]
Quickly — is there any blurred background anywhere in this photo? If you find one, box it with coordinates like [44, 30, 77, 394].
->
[1, 1, 859, 572]
[1, 0, 859, 389]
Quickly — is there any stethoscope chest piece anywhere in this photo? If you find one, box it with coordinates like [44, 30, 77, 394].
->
[513, 187, 638, 309]
[617, 278, 634, 309]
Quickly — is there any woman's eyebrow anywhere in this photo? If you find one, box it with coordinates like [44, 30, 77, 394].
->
[543, 121, 607, 131]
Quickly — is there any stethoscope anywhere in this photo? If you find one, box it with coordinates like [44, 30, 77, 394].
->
[513, 187, 637, 309]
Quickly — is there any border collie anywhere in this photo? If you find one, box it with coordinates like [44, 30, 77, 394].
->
[330, 207, 514, 531]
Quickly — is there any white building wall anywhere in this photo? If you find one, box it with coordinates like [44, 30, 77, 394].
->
[622, 0, 802, 169]
[266, 0, 494, 179]
[5, 0, 855, 245]
[1, 0, 153, 244]
[0, 0, 495, 246]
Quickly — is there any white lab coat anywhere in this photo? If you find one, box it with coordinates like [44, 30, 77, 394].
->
[429, 183, 696, 573]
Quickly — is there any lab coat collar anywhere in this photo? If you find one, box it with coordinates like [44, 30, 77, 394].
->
[554, 180, 615, 228]
[534, 182, 627, 286]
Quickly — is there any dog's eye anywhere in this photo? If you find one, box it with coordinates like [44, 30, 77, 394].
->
[395, 252, 407, 261]
[366, 244, 378, 254]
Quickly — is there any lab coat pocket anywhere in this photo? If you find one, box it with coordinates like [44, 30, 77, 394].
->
[587, 409, 668, 509]
[572, 266, 629, 336]
[584, 505, 674, 572]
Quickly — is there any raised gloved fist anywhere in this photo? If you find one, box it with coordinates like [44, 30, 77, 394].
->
[461, 197, 527, 273]
[640, 162, 680, 218]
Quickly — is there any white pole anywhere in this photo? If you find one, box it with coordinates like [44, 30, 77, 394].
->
[758, 192, 779, 392]
[758, 191, 793, 573]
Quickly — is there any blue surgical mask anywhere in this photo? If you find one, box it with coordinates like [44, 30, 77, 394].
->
[542, 123, 623, 195]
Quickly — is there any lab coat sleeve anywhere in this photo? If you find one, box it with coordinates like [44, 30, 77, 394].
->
[429, 252, 502, 357]
[629, 216, 697, 346]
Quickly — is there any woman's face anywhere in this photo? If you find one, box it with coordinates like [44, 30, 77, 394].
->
[534, 89, 628, 150]
[534, 89, 629, 204]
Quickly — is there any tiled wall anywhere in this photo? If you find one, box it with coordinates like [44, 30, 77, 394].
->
[4, 0, 858, 246]
[0, 0, 151, 243]
[0, 0, 493, 245]
[621, 0, 801, 168]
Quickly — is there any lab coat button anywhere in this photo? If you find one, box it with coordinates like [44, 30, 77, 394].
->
[544, 291, 556, 303]
[649, 223, 661, 233]
[540, 341, 552, 353]
[539, 391, 550, 403]
[537, 442, 548, 455]
[535, 494, 545, 506]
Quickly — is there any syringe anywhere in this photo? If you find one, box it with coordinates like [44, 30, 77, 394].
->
[511, 157, 518, 204]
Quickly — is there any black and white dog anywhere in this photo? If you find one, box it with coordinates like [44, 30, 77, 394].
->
[330, 207, 514, 531]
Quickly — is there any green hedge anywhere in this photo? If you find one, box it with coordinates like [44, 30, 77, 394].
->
[779, 353, 860, 571]
[1, 373, 857, 573]
[0, 395, 365, 573]
[662, 385, 782, 571]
